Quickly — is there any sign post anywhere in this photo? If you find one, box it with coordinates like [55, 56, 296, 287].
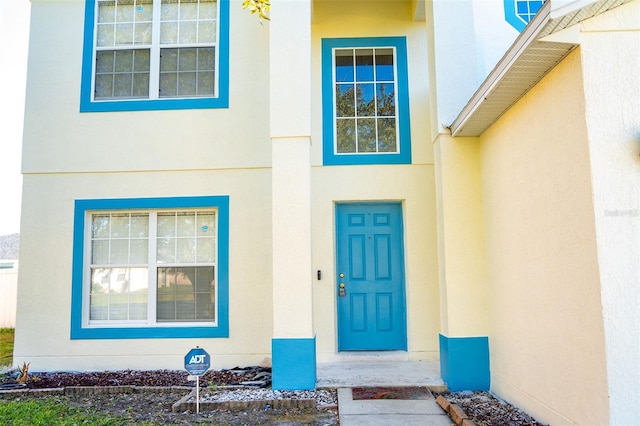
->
[184, 347, 211, 414]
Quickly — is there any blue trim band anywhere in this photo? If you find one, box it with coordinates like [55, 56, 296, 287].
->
[80, 0, 230, 112]
[439, 334, 490, 391]
[272, 338, 316, 390]
[321, 37, 412, 166]
[71, 196, 230, 339]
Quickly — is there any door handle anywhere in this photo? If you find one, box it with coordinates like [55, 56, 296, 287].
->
[339, 282, 346, 297]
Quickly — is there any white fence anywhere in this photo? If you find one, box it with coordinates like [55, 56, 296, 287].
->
[0, 264, 18, 328]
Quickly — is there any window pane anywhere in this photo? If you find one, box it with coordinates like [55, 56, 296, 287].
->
[92, 214, 110, 238]
[335, 50, 353, 83]
[98, 1, 116, 23]
[176, 237, 196, 262]
[377, 118, 397, 153]
[336, 85, 355, 118]
[130, 214, 149, 237]
[133, 49, 150, 71]
[110, 213, 129, 237]
[196, 237, 215, 262]
[357, 118, 377, 153]
[196, 212, 215, 236]
[115, 23, 134, 45]
[198, 20, 216, 43]
[199, 0, 217, 19]
[116, 1, 134, 22]
[197, 72, 214, 96]
[157, 237, 175, 263]
[95, 49, 149, 99]
[375, 48, 394, 81]
[160, 48, 212, 98]
[181, 0, 198, 18]
[376, 83, 395, 117]
[157, 213, 176, 237]
[161, 0, 179, 20]
[114, 50, 134, 73]
[129, 293, 148, 320]
[134, 22, 153, 44]
[197, 47, 215, 70]
[355, 49, 374, 81]
[110, 239, 129, 264]
[160, 21, 178, 43]
[178, 48, 197, 70]
[130, 239, 149, 263]
[336, 119, 356, 153]
[97, 24, 115, 47]
[356, 83, 375, 117]
[157, 266, 214, 322]
[92, 239, 110, 264]
[90, 267, 148, 321]
[160, 73, 178, 96]
[179, 21, 197, 43]
[177, 212, 196, 237]
[90, 295, 108, 320]
[178, 72, 197, 96]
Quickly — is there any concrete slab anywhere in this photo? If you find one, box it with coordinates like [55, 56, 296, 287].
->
[339, 413, 454, 426]
[337, 387, 453, 426]
[317, 360, 446, 391]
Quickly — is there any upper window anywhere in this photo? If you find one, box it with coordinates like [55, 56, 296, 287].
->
[322, 37, 411, 166]
[71, 196, 229, 339]
[504, 0, 543, 32]
[80, 0, 229, 112]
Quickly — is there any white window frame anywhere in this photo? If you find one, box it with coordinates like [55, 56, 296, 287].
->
[89, 0, 220, 102]
[331, 46, 401, 156]
[82, 208, 219, 328]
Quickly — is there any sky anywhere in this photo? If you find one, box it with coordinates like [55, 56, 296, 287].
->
[0, 0, 30, 236]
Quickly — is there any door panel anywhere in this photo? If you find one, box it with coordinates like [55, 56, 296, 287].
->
[336, 202, 407, 351]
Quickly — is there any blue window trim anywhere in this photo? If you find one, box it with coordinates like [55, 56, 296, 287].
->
[321, 37, 412, 166]
[504, 0, 542, 32]
[80, 0, 230, 112]
[70, 196, 230, 339]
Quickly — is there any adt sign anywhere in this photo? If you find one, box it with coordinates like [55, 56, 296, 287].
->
[184, 347, 210, 376]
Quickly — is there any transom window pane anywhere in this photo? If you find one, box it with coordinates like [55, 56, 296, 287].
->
[334, 47, 399, 155]
[93, 0, 218, 101]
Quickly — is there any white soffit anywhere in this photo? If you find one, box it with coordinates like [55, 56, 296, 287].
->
[449, 0, 632, 137]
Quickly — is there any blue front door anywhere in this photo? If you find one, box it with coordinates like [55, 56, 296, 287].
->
[336, 202, 407, 351]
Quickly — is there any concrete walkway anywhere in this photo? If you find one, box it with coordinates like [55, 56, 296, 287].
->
[317, 360, 453, 426]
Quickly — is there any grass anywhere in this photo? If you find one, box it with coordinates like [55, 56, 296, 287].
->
[0, 328, 14, 368]
[0, 398, 129, 425]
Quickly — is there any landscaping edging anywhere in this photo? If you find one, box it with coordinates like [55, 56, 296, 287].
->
[436, 394, 477, 426]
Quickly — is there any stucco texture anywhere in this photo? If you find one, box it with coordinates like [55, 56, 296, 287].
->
[479, 48, 609, 425]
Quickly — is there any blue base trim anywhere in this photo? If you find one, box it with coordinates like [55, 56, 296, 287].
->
[272, 337, 316, 390]
[439, 334, 490, 391]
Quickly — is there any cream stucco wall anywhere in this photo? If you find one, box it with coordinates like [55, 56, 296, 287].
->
[17, 0, 440, 370]
[22, 0, 271, 175]
[579, 2, 640, 423]
[14, 170, 274, 371]
[479, 48, 609, 425]
[16, 0, 275, 371]
[309, 1, 440, 361]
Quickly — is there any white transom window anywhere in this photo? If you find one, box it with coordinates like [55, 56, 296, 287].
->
[92, 0, 219, 100]
[86, 209, 217, 326]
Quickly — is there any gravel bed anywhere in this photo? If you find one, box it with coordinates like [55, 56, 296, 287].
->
[194, 388, 338, 406]
[442, 390, 546, 426]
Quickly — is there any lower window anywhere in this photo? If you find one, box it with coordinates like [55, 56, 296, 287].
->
[71, 196, 229, 339]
